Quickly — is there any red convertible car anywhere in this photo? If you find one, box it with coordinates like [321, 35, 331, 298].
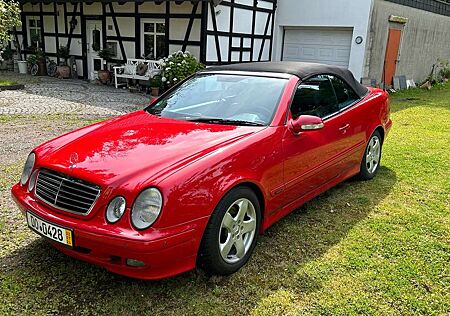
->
[12, 62, 392, 280]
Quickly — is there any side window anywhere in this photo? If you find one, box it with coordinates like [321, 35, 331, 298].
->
[330, 76, 359, 110]
[290, 75, 339, 119]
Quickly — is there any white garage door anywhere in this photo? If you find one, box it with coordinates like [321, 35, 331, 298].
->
[282, 27, 353, 68]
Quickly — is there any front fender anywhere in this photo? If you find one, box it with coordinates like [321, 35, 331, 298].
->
[155, 128, 284, 228]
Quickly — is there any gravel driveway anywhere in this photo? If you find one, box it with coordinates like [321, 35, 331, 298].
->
[0, 72, 149, 273]
[0, 71, 149, 116]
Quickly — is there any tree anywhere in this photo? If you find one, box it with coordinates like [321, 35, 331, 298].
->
[0, 0, 21, 43]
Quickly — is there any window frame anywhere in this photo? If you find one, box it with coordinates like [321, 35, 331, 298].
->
[27, 16, 42, 47]
[106, 40, 120, 59]
[329, 75, 362, 113]
[140, 19, 166, 60]
[286, 73, 365, 124]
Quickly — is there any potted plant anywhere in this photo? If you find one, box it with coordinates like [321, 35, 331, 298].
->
[150, 75, 162, 96]
[96, 47, 114, 84]
[26, 47, 46, 76]
[56, 46, 71, 78]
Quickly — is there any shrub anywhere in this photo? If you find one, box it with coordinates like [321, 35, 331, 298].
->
[0, 0, 21, 42]
[150, 75, 162, 88]
[97, 48, 114, 62]
[26, 47, 45, 67]
[1, 46, 14, 61]
[438, 59, 450, 80]
[160, 51, 204, 86]
[57, 45, 70, 65]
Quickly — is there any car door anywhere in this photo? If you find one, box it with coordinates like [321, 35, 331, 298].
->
[329, 75, 368, 171]
[281, 75, 355, 204]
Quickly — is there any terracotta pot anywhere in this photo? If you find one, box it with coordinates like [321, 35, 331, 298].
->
[56, 65, 71, 79]
[151, 87, 160, 97]
[37, 58, 47, 76]
[98, 70, 111, 84]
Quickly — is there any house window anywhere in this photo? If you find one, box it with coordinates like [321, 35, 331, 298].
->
[91, 29, 101, 52]
[141, 21, 165, 60]
[107, 41, 119, 59]
[28, 17, 42, 48]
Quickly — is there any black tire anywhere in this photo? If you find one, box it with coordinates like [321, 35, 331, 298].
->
[197, 187, 261, 276]
[358, 130, 383, 180]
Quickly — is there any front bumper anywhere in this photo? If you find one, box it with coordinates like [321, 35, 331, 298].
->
[11, 184, 209, 280]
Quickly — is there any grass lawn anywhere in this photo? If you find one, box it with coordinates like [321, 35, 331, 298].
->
[0, 79, 18, 86]
[0, 83, 449, 315]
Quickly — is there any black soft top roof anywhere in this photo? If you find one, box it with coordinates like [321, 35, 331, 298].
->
[205, 62, 368, 98]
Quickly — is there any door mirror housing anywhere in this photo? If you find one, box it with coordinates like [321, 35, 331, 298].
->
[289, 115, 324, 134]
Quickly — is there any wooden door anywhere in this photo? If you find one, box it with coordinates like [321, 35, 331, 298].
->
[384, 28, 402, 86]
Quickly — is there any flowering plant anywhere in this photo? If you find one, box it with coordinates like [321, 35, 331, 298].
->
[160, 51, 204, 86]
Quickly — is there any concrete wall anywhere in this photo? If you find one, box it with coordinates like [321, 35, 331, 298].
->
[272, 0, 373, 80]
[365, 0, 450, 84]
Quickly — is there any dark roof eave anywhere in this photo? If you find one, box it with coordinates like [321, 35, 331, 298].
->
[19, 0, 222, 4]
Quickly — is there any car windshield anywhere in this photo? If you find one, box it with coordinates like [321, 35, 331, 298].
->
[146, 74, 288, 126]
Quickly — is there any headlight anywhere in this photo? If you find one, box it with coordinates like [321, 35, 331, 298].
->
[20, 153, 35, 186]
[131, 188, 162, 230]
[106, 196, 126, 223]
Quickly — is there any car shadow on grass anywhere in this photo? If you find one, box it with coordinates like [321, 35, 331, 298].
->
[0, 167, 397, 315]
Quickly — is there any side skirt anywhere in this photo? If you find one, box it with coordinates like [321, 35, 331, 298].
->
[261, 166, 360, 232]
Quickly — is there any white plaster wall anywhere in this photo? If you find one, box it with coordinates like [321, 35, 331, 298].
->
[207, 0, 274, 63]
[273, 0, 373, 80]
[25, 2, 201, 61]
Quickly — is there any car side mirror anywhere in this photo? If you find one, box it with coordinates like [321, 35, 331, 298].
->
[288, 115, 324, 135]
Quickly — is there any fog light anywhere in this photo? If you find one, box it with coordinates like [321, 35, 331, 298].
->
[126, 259, 145, 267]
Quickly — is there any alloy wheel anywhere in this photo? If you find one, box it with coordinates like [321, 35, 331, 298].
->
[219, 198, 257, 264]
[366, 135, 381, 174]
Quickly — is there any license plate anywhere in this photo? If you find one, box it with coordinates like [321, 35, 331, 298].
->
[26, 212, 73, 247]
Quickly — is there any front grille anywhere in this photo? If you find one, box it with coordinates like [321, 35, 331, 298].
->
[35, 169, 101, 215]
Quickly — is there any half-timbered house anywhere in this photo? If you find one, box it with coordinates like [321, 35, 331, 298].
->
[14, 0, 277, 79]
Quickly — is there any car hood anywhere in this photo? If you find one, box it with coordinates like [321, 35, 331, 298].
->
[36, 111, 261, 188]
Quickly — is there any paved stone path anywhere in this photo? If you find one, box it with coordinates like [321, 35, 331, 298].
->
[0, 72, 150, 116]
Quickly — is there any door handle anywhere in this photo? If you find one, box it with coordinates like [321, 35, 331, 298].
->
[339, 124, 350, 133]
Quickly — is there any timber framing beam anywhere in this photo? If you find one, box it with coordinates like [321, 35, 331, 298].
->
[204, 0, 277, 65]
[108, 3, 127, 61]
[182, 1, 199, 51]
[16, 0, 277, 77]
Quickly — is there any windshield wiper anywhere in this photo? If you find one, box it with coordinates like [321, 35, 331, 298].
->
[185, 117, 266, 127]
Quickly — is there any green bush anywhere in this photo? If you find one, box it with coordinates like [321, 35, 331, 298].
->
[150, 75, 162, 88]
[1, 46, 14, 61]
[26, 47, 45, 67]
[57, 45, 70, 64]
[160, 51, 204, 86]
[438, 59, 450, 80]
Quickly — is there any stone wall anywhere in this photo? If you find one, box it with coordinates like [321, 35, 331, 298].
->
[365, 0, 450, 84]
